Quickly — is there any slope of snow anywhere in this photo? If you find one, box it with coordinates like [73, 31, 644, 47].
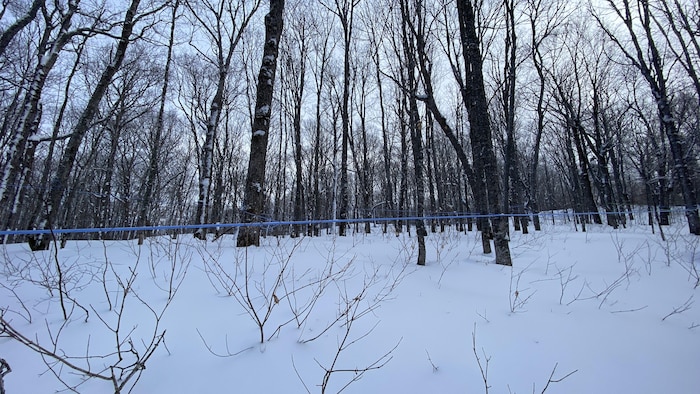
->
[1, 221, 698, 393]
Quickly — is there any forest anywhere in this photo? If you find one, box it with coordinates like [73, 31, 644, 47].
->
[2, 1, 700, 393]
[1, 0, 699, 259]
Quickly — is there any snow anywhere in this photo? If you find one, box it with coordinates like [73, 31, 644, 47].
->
[253, 129, 266, 137]
[1, 221, 699, 393]
[256, 105, 271, 117]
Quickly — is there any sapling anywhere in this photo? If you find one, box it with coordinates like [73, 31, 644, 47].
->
[556, 264, 578, 305]
[509, 264, 535, 313]
[472, 325, 491, 394]
[0, 236, 185, 393]
[471, 325, 577, 394]
[200, 237, 310, 344]
[313, 284, 401, 394]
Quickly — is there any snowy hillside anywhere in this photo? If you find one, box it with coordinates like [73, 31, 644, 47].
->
[1, 221, 699, 393]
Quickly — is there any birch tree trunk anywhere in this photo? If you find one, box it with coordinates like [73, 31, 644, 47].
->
[29, 0, 142, 251]
[185, 0, 261, 239]
[0, 1, 80, 231]
[0, 0, 43, 58]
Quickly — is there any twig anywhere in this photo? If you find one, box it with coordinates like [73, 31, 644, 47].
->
[510, 264, 535, 313]
[425, 349, 438, 372]
[291, 355, 312, 394]
[472, 324, 490, 394]
[662, 295, 694, 321]
[196, 328, 252, 358]
[540, 362, 578, 393]
[610, 305, 648, 314]
[476, 309, 490, 323]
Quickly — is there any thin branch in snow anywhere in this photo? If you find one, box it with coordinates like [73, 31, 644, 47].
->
[425, 350, 439, 372]
[539, 362, 578, 393]
[662, 295, 694, 321]
[472, 324, 491, 394]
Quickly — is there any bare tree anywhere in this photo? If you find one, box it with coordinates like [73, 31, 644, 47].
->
[281, 7, 309, 238]
[498, 0, 529, 233]
[0, 0, 43, 57]
[323, 0, 360, 236]
[548, 24, 603, 227]
[308, 13, 335, 236]
[184, 0, 262, 239]
[431, 0, 493, 252]
[524, 0, 567, 231]
[237, 0, 286, 247]
[0, 0, 84, 232]
[650, 0, 700, 106]
[399, 0, 427, 265]
[137, 0, 180, 244]
[595, 0, 700, 235]
[30, 0, 152, 250]
[456, 0, 512, 265]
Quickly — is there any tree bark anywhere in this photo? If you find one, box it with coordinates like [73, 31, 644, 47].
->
[0, 0, 44, 58]
[137, 0, 179, 244]
[336, 1, 357, 237]
[456, 0, 511, 265]
[400, 0, 426, 265]
[289, 17, 308, 238]
[0, 3, 79, 231]
[410, 2, 486, 249]
[237, 0, 285, 247]
[29, 0, 142, 250]
[600, 0, 700, 234]
[501, 0, 528, 233]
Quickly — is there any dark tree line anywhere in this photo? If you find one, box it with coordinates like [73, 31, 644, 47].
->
[1, 0, 699, 259]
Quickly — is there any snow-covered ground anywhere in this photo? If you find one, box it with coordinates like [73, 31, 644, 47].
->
[1, 220, 699, 393]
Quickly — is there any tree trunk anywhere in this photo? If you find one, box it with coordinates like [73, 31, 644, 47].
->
[290, 21, 308, 238]
[400, 0, 426, 265]
[425, 108, 437, 233]
[311, 28, 331, 237]
[337, 5, 355, 237]
[359, 81, 372, 234]
[0, 3, 78, 231]
[30, 0, 142, 251]
[0, 0, 43, 58]
[456, 0, 511, 265]
[397, 96, 408, 234]
[373, 38, 394, 234]
[237, 0, 285, 247]
[600, 0, 700, 234]
[410, 4, 486, 250]
[137, 0, 179, 244]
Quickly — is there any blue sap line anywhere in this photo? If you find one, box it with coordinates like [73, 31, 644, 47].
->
[0, 210, 653, 236]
